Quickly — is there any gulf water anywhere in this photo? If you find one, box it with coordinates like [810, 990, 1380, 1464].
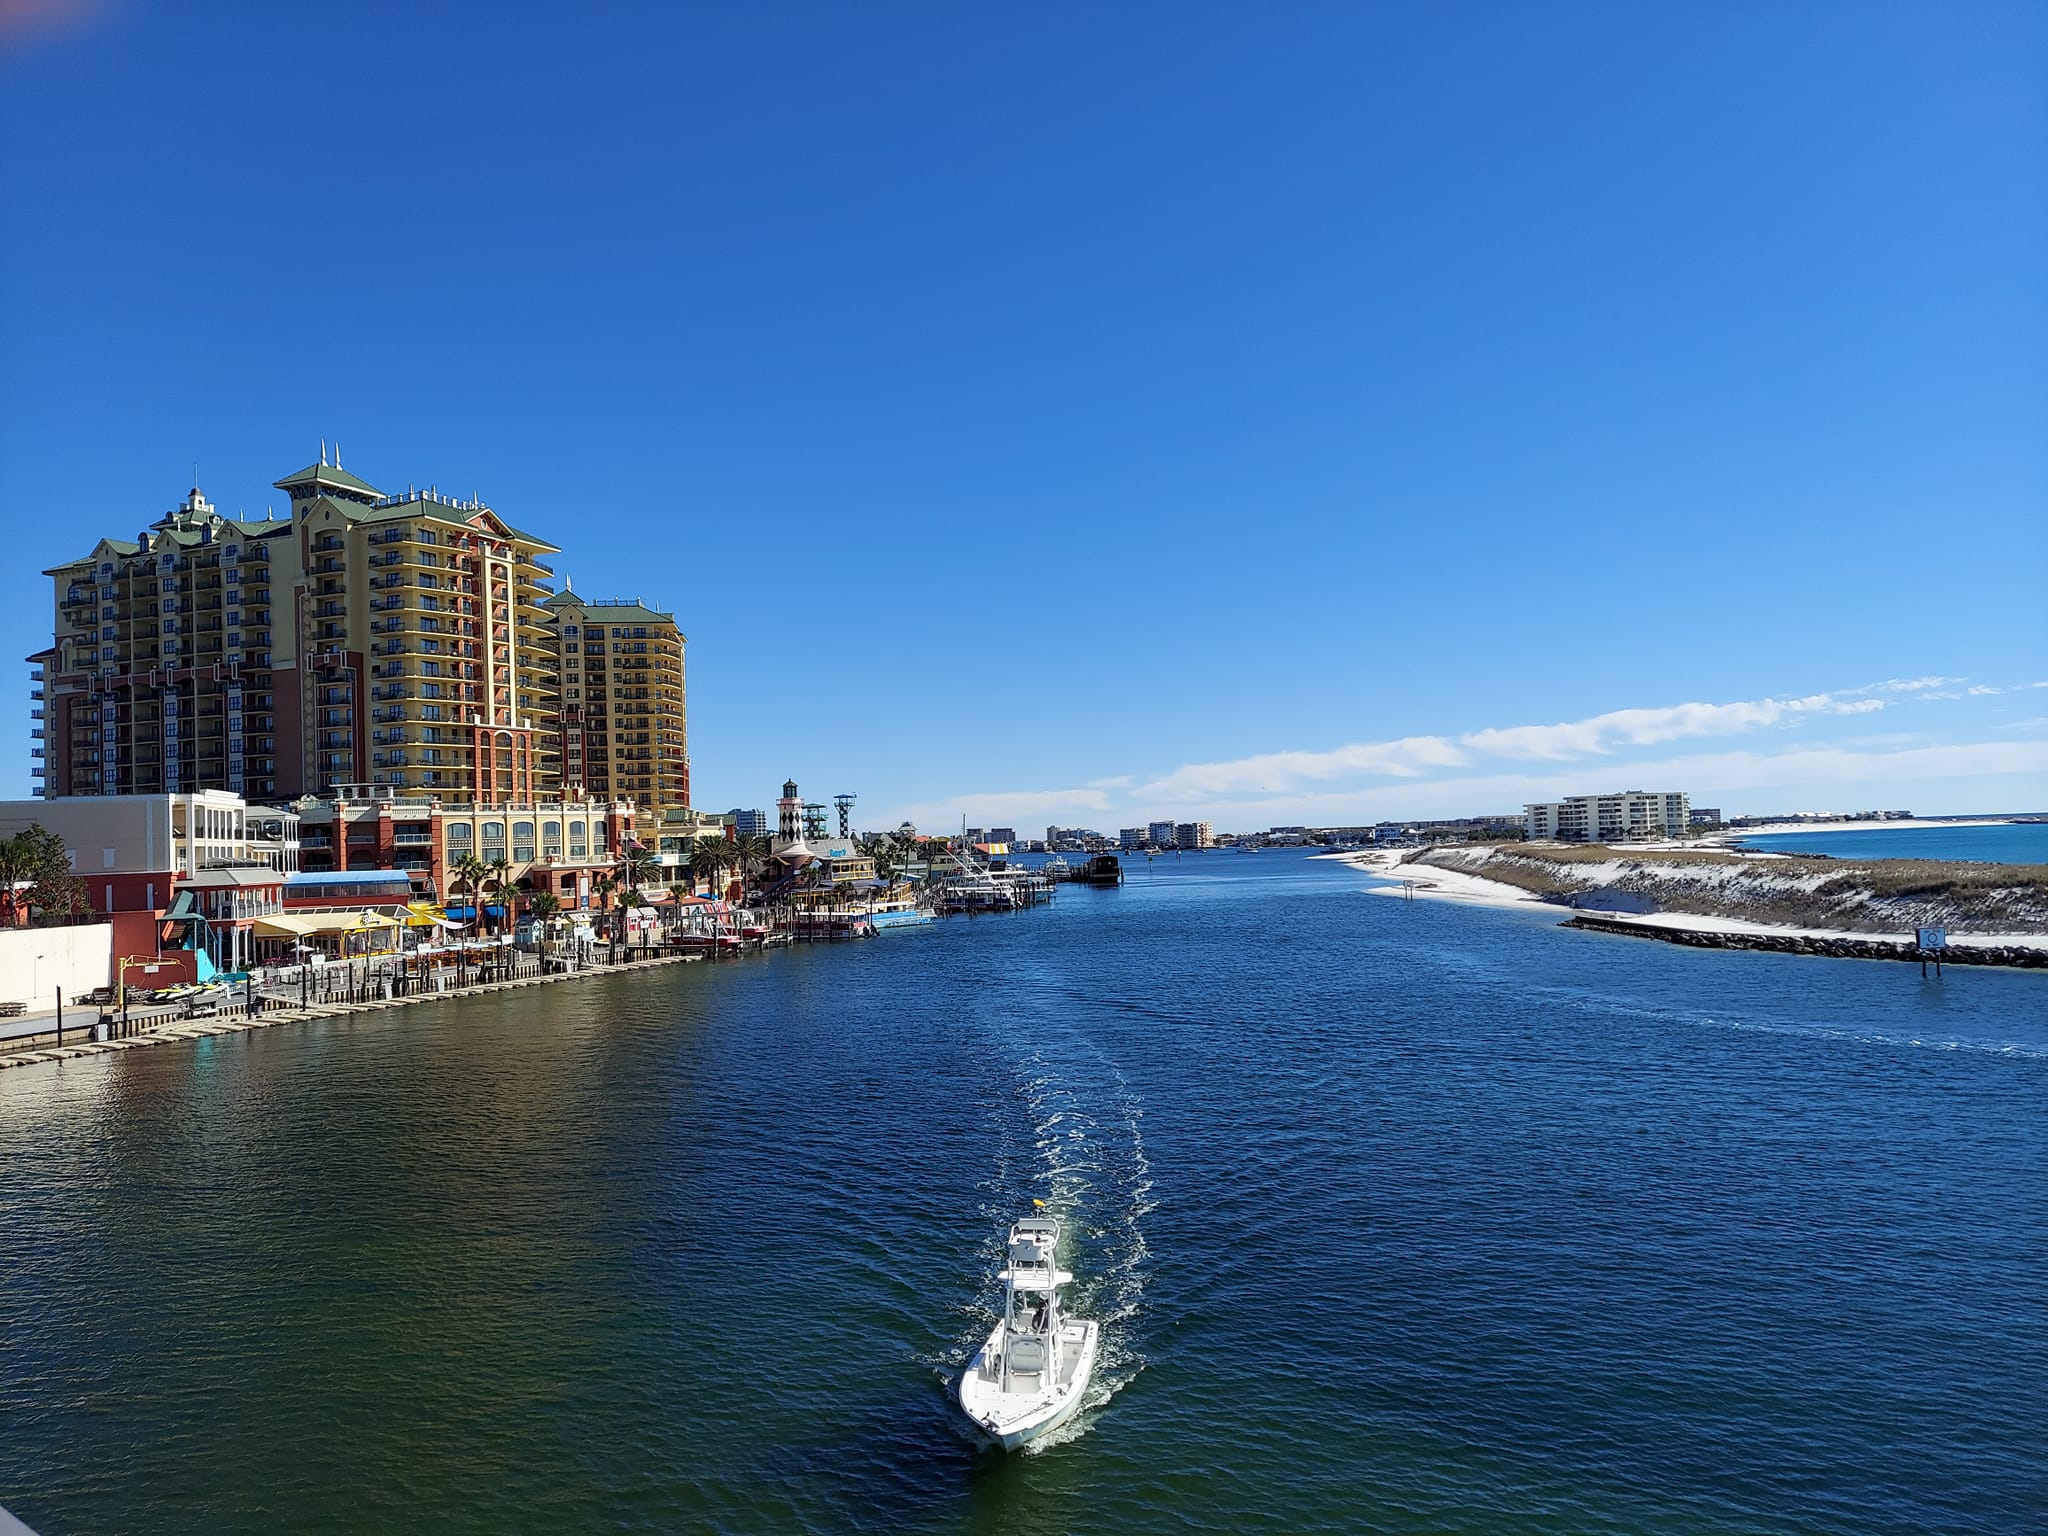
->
[1733, 821, 2048, 864]
[2, 852, 2044, 1535]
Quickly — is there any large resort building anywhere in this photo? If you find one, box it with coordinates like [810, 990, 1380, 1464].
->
[29, 452, 706, 919]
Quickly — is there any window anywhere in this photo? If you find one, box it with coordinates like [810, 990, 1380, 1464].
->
[446, 823, 473, 851]
[563, 625, 578, 638]
[568, 823, 587, 857]
[482, 821, 506, 848]
[542, 821, 563, 856]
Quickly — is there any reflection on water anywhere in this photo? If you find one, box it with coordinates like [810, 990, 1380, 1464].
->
[2, 852, 2043, 1534]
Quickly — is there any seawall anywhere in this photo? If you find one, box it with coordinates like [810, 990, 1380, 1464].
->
[1562, 915, 2047, 969]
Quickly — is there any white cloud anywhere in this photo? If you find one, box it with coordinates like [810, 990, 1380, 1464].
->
[1119, 739, 2048, 825]
[877, 679, 2034, 829]
[1458, 694, 1889, 760]
[1136, 736, 1467, 802]
[1865, 676, 1958, 694]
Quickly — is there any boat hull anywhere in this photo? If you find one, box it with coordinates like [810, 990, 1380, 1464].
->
[957, 1320, 1099, 1451]
[866, 909, 934, 930]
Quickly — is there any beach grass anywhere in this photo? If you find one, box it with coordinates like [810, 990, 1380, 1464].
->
[1413, 845, 2048, 935]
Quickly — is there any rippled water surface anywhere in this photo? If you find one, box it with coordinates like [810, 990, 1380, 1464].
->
[1733, 821, 2048, 863]
[2, 852, 2044, 1534]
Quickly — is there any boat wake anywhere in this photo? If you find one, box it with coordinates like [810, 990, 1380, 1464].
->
[926, 1021, 1154, 1452]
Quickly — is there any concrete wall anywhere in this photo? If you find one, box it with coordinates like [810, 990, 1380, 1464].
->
[0, 923, 113, 1009]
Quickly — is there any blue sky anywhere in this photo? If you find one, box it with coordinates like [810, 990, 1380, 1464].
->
[2, 2, 2043, 830]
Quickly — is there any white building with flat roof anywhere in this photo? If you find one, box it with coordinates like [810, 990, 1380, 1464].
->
[1525, 791, 1689, 843]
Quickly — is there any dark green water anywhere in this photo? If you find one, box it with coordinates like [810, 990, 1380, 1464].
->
[1, 853, 2043, 1534]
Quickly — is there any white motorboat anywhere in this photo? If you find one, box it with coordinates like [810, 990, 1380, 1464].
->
[957, 1205, 1100, 1450]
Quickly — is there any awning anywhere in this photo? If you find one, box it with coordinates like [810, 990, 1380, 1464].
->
[253, 911, 405, 939]
[404, 901, 455, 929]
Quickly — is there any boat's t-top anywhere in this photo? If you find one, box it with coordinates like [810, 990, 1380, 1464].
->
[998, 1215, 1074, 1336]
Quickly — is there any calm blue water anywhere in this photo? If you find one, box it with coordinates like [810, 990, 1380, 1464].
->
[1735, 821, 2048, 864]
[1, 852, 2044, 1535]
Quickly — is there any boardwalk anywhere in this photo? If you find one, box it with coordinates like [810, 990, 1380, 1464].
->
[0, 950, 706, 1073]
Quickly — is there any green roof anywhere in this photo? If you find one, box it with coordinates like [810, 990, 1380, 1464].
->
[327, 495, 561, 553]
[543, 592, 676, 625]
[274, 462, 384, 499]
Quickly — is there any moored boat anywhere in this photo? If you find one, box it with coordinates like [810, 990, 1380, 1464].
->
[1068, 853, 1124, 886]
[866, 905, 934, 930]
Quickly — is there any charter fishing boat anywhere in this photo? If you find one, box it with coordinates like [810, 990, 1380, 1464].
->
[958, 1204, 1100, 1451]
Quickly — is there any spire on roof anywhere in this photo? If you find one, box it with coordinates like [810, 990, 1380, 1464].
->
[320, 439, 328, 467]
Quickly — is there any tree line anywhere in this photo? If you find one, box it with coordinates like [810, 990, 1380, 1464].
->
[0, 825, 93, 927]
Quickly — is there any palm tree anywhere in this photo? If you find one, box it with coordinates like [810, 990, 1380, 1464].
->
[487, 860, 516, 933]
[623, 844, 663, 896]
[527, 890, 561, 961]
[735, 833, 773, 888]
[689, 837, 730, 897]
[449, 853, 489, 921]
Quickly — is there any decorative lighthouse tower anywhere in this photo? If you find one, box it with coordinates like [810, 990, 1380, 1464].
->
[778, 779, 803, 843]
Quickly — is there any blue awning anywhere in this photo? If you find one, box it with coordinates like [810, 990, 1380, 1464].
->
[442, 904, 506, 920]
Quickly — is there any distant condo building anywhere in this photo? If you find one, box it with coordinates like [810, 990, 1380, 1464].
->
[1147, 820, 1177, 849]
[1525, 790, 1690, 843]
[1118, 827, 1148, 850]
[1175, 821, 1213, 850]
[32, 453, 690, 835]
[729, 808, 771, 838]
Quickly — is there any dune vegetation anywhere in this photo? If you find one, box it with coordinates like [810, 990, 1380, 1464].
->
[1411, 844, 2048, 935]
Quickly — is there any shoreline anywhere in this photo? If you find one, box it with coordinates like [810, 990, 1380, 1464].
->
[1337, 849, 2048, 967]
